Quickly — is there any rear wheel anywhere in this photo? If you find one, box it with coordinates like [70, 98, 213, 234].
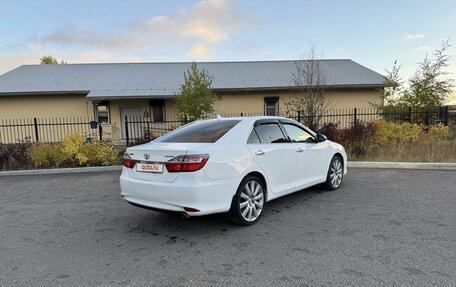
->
[321, 156, 344, 190]
[229, 176, 265, 226]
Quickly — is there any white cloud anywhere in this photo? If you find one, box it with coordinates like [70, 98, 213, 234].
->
[16, 0, 248, 52]
[181, 20, 228, 43]
[414, 46, 430, 52]
[187, 44, 213, 58]
[404, 33, 424, 40]
[0, 0, 253, 73]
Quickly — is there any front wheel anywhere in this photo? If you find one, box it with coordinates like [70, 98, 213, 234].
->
[229, 176, 265, 226]
[321, 156, 344, 190]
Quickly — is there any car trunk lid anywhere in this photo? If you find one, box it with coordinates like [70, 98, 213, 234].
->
[125, 142, 210, 182]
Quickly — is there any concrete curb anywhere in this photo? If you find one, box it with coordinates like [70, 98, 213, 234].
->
[348, 161, 456, 171]
[0, 165, 122, 177]
[1, 162, 455, 177]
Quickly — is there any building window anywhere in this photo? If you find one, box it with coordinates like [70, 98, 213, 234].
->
[149, 99, 165, 122]
[95, 101, 110, 124]
[264, 97, 279, 116]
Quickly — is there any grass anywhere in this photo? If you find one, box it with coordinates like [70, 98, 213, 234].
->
[347, 140, 456, 162]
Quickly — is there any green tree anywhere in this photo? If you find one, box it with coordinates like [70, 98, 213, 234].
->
[175, 62, 216, 120]
[407, 40, 453, 107]
[375, 60, 403, 106]
[40, 55, 66, 64]
[376, 40, 453, 109]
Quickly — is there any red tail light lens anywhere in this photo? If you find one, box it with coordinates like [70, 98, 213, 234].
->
[123, 153, 136, 169]
[123, 159, 136, 169]
[165, 154, 209, 172]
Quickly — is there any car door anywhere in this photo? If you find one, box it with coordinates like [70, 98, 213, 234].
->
[281, 122, 328, 188]
[246, 121, 297, 194]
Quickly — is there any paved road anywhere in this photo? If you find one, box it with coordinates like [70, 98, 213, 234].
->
[1, 169, 455, 286]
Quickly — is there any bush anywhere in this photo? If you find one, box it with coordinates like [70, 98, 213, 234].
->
[79, 141, 119, 166]
[128, 129, 157, 147]
[370, 120, 421, 147]
[423, 123, 452, 143]
[317, 120, 456, 161]
[317, 122, 339, 142]
[318, 120, 376, 157]
[29, 133, 119, 168]
[29, 143, 65, 168]
[0, 137, 32, 170]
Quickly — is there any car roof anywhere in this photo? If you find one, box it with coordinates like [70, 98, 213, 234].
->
[207, 115, 289, 122]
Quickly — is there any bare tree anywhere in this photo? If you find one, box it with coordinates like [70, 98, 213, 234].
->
[285, 44, 333, 129]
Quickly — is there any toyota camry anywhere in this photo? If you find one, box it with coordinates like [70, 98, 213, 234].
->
[120, 116, 347, 225]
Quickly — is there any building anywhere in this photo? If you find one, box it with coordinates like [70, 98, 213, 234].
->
[0, 60, 384, 142]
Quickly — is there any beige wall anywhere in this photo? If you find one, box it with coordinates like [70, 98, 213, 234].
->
[163, 89, 381, 116]
[0, 94, 93, 119]
[215, 89, 381, 114]
[0, 94, 95, 143]
[0, 89, 380, 121]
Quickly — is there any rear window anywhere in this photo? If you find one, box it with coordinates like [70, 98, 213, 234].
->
[157, 120, 240, 143]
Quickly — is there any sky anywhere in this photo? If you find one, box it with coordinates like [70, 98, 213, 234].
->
[1, 0, 456, 102]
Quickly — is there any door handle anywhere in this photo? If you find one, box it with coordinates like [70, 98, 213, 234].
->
[296, 147, 304, 152]
[255, 150, 265, 155]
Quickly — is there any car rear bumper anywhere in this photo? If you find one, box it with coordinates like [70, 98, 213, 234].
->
[120, 167, 236, 216]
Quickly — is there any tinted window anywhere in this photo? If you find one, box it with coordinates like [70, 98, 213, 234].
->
[157, 120, 240, 143]
[283, 124, 315, 143]
[247, 129, 260, 144]
[254, 123, 287, 143]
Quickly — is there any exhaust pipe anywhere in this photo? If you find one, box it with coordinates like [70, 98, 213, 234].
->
[181, 213, 190, 219]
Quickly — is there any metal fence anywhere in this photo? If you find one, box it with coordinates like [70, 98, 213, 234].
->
[286, 106, 454, 130]
[1, 106, 454, 145]
[123, 112, 264, 146]
[0, 117, 105, 144]
[124, 106, 456, 146]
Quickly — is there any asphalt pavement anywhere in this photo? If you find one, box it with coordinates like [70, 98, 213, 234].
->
[1, 169, 455, 286]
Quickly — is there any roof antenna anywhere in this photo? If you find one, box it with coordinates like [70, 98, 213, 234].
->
[216, 114, 223, 119]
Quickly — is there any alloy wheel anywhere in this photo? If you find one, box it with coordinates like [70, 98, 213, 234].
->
[239, 180, 264, 222]
[329, 158, 343, 188]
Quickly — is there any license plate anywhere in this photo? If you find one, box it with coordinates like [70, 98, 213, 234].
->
[136, 163, 163, 173]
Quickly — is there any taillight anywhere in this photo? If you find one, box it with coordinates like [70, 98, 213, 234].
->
[123, 153, 135, 169]
[165, 154, 209, 172]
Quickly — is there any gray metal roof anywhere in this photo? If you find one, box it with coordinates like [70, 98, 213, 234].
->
[0, 60, 384, 99]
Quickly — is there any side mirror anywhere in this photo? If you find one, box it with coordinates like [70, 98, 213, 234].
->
[316, 134, 327, 143]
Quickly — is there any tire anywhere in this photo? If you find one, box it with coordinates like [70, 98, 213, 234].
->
[321, 156, 344, 190]
[229, 175, 266, 226]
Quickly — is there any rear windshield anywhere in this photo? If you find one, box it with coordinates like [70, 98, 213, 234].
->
[157, 120, 241, 143]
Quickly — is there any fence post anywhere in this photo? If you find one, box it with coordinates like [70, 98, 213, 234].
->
[424, 110, 430, 126]
[408, 106, 412, 123]
[184, 115, 188, 124]
[297, 111, 301, 123]
[353, 108, 357, 123]
[125, 116, 129, 146]
[33, 117, 39, 142]
[98, 124, 103, 141]
[443, 106, 449, 126]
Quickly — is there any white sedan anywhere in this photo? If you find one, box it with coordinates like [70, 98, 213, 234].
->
[120, 116, 347, 225]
